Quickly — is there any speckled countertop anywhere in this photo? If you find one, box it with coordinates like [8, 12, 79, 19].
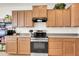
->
[5, 33, 79, 38]
[5, 34, 30, 37]
[47, 33, 79, 38]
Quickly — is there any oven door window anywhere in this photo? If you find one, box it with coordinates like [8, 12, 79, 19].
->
[31, 42, 48, 53]
[34, 42, 45, 49]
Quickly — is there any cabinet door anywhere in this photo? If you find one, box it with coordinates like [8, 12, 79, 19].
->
[55, 10, 63, 26]
[71, 4, 79, 26]
[47, 10, 56, 27]
[62, 9, 71, 27]
[6, 36, 17, 54]
[63, 39, 75, 56]
[12, 11, 18, 26]
[33, 5, 47, 18]
[39, 5, 47, 17]
[33, 6, 39, 18]
[25, 10, 33, 27]
[18, 11, 25, 27]
[48, 38, 63, 56]
[18, 37, 30, 55]
[75, 39, 79, 56]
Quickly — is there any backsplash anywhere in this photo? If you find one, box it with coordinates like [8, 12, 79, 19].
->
[15, 27, 79, 34]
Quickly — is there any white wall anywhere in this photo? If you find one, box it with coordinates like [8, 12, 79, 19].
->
[0, 3, 71, 18]
[0, 3, 53, 18]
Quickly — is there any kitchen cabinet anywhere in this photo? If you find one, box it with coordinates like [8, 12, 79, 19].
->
[12, 10, 33, 27]
[6, 36, 30, 55]
[48, 37, 75, 56]
[63, 39, 75, 56]
[47, 9, 56, 27]
[71, 3, 79, 26]
[75, 39, 79, 56]
[6, 36, 17, 54]
[25, 10, 33, 27]
[48, 9, 70, 27]
[55, 10, 63, 26]
[62, 9, 71, 27]
[18, 37, 30, 55]
[12, 11, 18, 26]
[18, 11, 25, 27]
[33, 5, 47, 18]
[48, 38, 63, 56]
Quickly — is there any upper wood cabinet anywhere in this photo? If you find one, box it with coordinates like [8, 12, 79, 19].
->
[55, 10, 63, 26]
[18, 37, 30, 55]
[48, 37, 63, 56]
[12, 11, 18, 26]
[62, 9, 71, 27]
[33, 5, 47, 18]
[55, 9, 71, 27]
[12, 10, 33, 27]
[63, 39, 75, 56]
[47, 8, 71, 27]
[6, 36, 17, 54]
[25, 10, 33, 27]
[71, 4, 79, 26]
[47, 10, 56, 27]
[17, 11, 25, 27]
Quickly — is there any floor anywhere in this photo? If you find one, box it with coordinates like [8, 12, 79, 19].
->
[0, 52, 30, 56]
[0, 52, 8, 56]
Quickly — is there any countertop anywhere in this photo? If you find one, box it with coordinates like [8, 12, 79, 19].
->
[5, 33, 79, 38]
[5, 34, 30, 37]
[48, 34, 79, 38]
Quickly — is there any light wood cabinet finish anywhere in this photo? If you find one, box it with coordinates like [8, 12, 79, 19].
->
[75, 39, 79, 56]
[33, 5, 47, 18]
[18, 37, 30, 54]
[63, 39, 75, 56]
[47, 9, 71, 27]
[48, 38, 63, 56]
[6, 37, 17, 54]
[12, 11, 18, 26]
[55, 10, 63, 26]
[25, 10, 33, 27]
[47, 10, 56, 27]
[48, 37, 75, 56]
[17, 11, 25, 27]
[71, 3, 79, 26]
[62, 9, 71, 26]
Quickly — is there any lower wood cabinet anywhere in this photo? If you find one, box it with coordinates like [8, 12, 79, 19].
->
[63, 39, 75, 56]
[6, 36, 79, 56]
[6, 36, 17, 54]
[48, 37, 75, 56]
[48, 38, 63, 56]
[18, 37, 30, 54]
[75, 39, 79, 56]
[6, 36, 30, 55]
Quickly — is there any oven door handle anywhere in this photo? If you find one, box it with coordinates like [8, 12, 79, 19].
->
[31, 40, 48, 42]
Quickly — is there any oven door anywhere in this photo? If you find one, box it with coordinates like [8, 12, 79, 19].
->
[31, 41, 48, 53]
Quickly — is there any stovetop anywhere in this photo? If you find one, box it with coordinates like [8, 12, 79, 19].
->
[31, 36, 48, 38]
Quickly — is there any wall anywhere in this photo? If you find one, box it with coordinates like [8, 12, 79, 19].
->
[0, 3, 71, 18]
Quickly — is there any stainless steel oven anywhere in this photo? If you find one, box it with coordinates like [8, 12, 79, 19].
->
[31, 38, 48, 56]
